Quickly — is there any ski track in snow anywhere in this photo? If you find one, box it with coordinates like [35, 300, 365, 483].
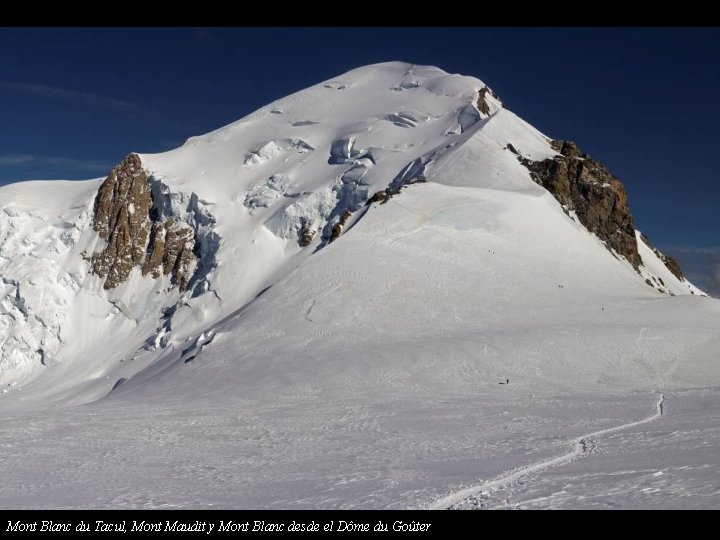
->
[429, 391, 665, 510]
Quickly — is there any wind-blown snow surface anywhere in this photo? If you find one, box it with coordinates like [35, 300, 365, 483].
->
[1, 62, 719, 509]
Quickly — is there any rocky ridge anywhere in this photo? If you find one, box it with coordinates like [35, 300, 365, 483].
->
[517, 140, 643, 270]
[640, 232, 685, 280]
[90, 153, 198, 291]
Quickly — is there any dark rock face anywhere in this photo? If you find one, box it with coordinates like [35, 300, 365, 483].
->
[91, 153, 197, 291]
[160, 220, 195, 291]
[330, 211, 352, 242]
[520, 141, 642, 269]
[298, 218, 316, 247]
[366, 189, 395, 205]
[475, 87, 491, 115]
[141, 219, 196, 291]
[91, 154, 152, 289]
[142, 221, 167, 279]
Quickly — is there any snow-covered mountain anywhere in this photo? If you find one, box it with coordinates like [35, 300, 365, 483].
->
[1, 62, 718, 509]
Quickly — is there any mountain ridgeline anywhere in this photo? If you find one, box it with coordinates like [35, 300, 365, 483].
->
[517, 140, 641, 269]
[88, 115, 679, 294]
[0, 61, 703, 396]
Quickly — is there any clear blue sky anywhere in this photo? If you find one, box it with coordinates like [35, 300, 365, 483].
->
[1, 27, 717, 252]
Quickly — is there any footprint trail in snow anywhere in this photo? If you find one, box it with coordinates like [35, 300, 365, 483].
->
[429, 391, 665, 510]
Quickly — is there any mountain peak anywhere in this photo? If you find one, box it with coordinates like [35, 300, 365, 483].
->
[0, 62, 704, 398]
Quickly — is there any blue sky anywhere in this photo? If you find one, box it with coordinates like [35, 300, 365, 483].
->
[1, 27, 717, 256]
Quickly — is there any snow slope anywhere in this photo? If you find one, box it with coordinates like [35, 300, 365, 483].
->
[1, 62, 718, 509]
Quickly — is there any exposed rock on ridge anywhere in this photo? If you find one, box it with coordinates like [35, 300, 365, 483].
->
[141, 219, 196, 291]
[639, 232, 685, 280]
[91, 153, 197, 291]
[519, 140, 642, 269]
[330, 211, 352, 242]
[91, 154, 153, 289]
[475, 87, 491, 115]
[298, 218, 316, 247]
[475, 85, 502, 115]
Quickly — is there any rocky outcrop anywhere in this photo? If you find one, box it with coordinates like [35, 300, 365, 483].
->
[91, 154, 152, 289]
[141, 219, 196, 290]
[366, 188, 396, 206]
[330, 211, 352, 242]
[662, 255, 684, 281]
[91, 153, 198, 291]
[639, 232, 685, 280]
[298, 218, 316, 247]
[160, 221, 195, 291]
[519, 140, 642, 269]
[366, 171, 428, 209]
[475, 87, 491, 115]
[141, 221, 167, 279]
